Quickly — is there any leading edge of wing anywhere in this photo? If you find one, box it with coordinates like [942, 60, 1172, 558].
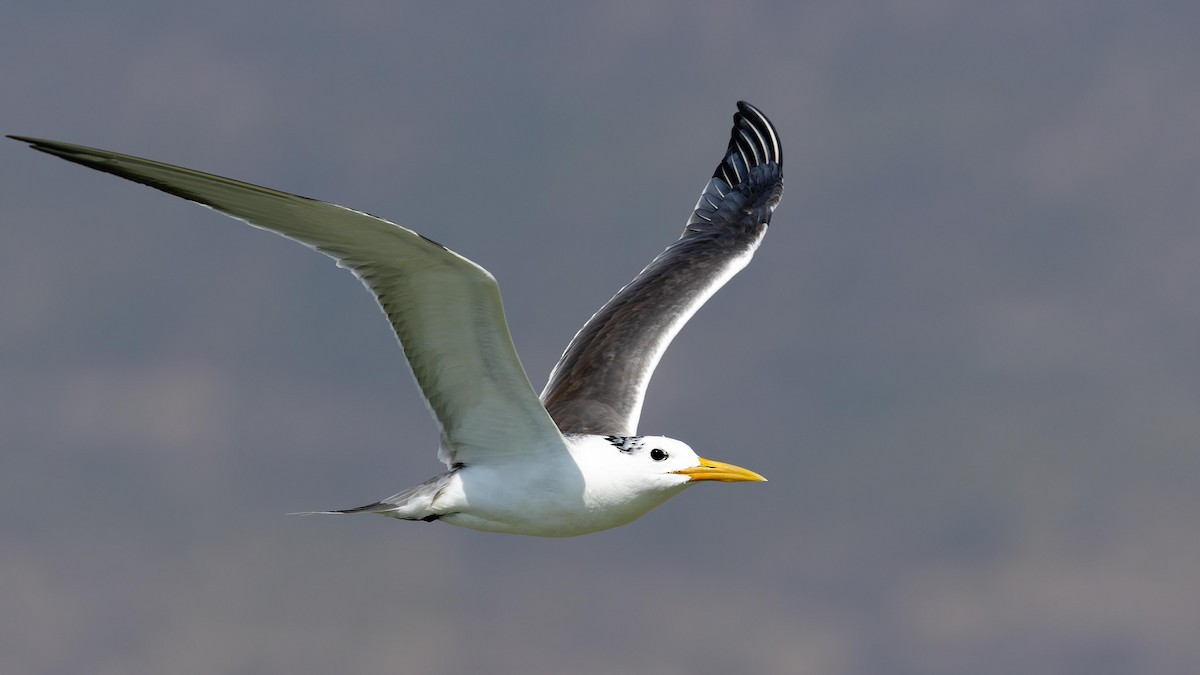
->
[540, 102, 784, 436]
[9, 135, 564, 464]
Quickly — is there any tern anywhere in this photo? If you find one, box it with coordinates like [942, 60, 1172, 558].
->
[10, 101, 783, 537]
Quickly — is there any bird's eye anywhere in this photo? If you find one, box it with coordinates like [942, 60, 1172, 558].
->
[650, 448, 668, 461]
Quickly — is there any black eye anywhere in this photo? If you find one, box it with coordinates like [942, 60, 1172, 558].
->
[650, 448, 669, 461]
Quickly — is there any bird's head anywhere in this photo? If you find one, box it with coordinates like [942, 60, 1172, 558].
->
[564, 434, 766, 532]
[594, 435, 766, 491]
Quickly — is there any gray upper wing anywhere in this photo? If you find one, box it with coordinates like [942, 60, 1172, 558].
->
[10, 136, 564, 466]
[540, 101, 784, 435]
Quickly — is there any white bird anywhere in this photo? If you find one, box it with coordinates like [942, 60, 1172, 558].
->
[9, 101, 783, 537]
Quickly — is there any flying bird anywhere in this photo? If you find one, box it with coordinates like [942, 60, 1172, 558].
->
[9, 101, 783, 537]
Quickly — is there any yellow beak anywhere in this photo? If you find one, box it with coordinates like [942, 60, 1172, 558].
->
[673, 457, 766, 483]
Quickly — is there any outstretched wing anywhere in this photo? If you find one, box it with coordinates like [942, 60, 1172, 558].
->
[540, 101, 784, 435]
[10, 136, 564, 466]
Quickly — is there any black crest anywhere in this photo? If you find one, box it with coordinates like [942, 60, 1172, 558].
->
[604, 436, 645, 454]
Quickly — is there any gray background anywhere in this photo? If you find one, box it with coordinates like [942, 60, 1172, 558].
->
[3, 2, 1198, 674]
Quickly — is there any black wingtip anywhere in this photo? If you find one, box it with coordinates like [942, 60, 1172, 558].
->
[714, 102, 782, 186]
[686, 103, 784, 230]
[8, 135, 95, 164]
[8, 135, 55, 149]
[8, 135, 49, 154]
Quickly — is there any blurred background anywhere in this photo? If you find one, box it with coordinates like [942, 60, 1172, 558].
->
[3, 2, 1198, 674]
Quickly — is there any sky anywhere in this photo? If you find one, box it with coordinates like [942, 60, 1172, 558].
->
[3, 2, 1199, 674]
